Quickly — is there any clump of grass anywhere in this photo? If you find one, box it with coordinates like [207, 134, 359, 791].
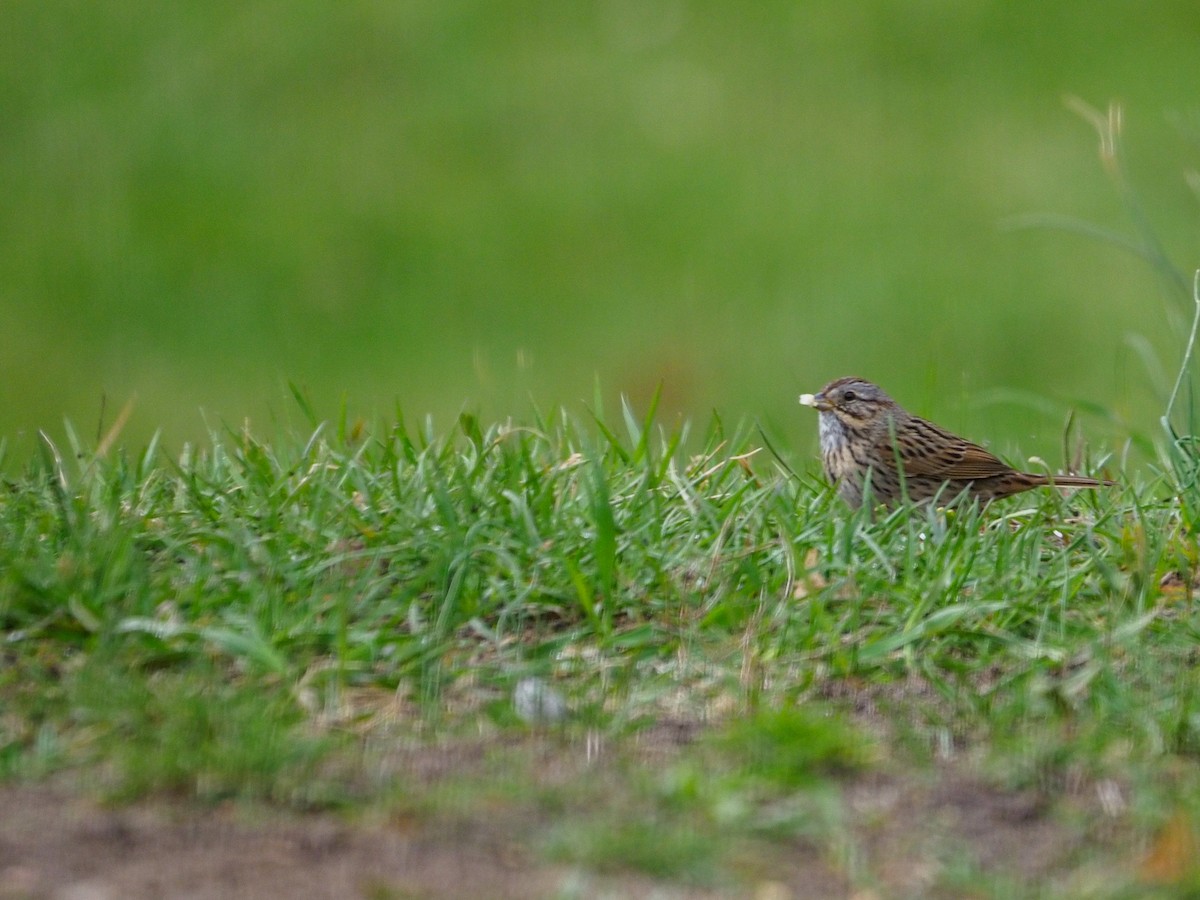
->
[0, 391, 1188, 781]
[68, 657, 337, 805]
[0, 350, 1194, 897]
[711, 706, 869, 788]
[544, 815, 721, 883]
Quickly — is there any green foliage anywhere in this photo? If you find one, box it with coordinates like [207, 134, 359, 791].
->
[5, 6, 1200, 890]
[2, 3, 1197, 454]
[0, 397, 1197, 891]
[68, 659, 336, 805]
[0, 396, 1190, 771]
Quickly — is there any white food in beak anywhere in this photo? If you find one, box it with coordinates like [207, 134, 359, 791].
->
[798, 393, 817, 407]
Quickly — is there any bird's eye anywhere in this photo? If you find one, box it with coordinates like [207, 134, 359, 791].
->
[843, 391, 857, 402]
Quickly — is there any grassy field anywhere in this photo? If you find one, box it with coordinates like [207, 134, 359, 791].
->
[3, 2, 1200, 462]
[5, 3, 1200, 895]
[3, 371, 1200, 894]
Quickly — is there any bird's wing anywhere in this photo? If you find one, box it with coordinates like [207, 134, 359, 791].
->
[887, 416, 1014, 479]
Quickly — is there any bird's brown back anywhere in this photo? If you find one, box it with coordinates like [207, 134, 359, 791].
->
[804, 376, 1112, 507]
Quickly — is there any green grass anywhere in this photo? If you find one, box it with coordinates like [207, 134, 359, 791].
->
[5, 6, 1200, 892]
[3, 386, 1200, 893]
[3, 3, 1198, 454]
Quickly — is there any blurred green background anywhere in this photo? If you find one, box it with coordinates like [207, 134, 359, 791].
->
[3, 2, 1198, 465]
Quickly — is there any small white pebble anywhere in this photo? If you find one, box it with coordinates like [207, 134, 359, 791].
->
[513, 677, 568, 724]
[798, 393, 817, 407]
[1096, 778, 1125, 817]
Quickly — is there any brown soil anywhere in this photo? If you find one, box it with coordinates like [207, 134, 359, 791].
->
[0, 752, 1126, 900]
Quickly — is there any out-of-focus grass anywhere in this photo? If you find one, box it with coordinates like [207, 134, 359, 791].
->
[2, 3, 1197, 460]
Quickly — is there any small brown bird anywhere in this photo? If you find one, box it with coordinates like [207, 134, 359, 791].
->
[799, 376, 1113, 508]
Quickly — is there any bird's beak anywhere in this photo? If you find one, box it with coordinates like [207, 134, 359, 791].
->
[799, 392, 832, 411]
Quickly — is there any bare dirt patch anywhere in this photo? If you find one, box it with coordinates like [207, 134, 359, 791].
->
[0, 739, 1129, 900]
[0, 783, 719, 900]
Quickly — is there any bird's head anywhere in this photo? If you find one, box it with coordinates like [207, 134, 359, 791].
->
[799, 377, 894, 429]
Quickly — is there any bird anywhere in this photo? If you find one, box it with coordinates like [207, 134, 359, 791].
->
[799, 376, 1113, 508]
